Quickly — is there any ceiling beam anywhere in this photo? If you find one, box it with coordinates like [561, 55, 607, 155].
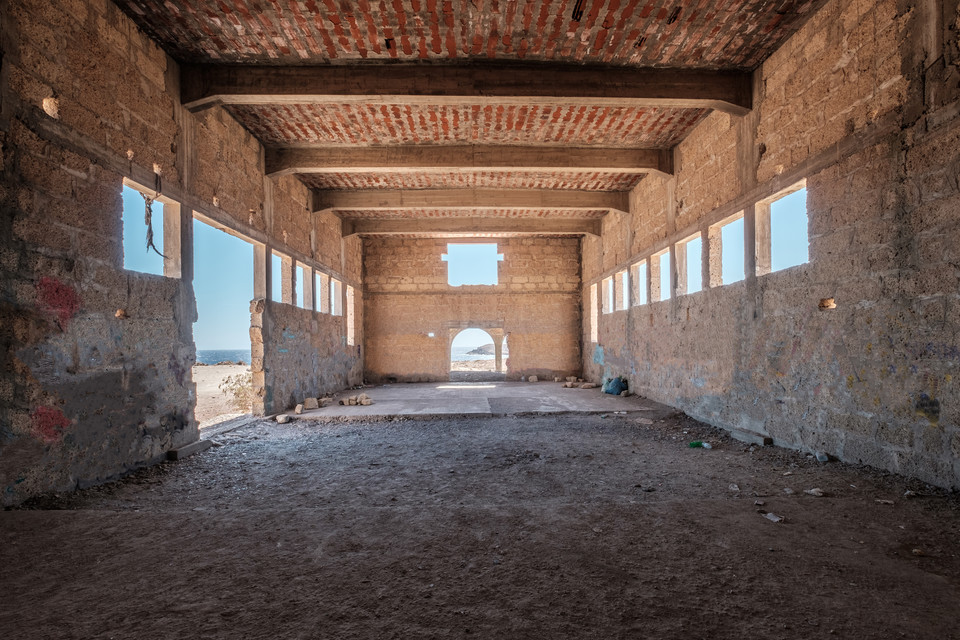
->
[313, 188, 630, 213]
[266, 145, 671, 177]
[182, 63, 752, 116]
[341, 217, 602, 237]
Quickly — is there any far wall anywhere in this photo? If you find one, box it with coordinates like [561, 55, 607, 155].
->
[364, 237, 581, 382]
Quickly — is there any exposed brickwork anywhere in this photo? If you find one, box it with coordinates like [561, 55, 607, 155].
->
[338, 208, 608, 219]
[114, 0, 819, 69]
[300, 170, 644, 191]
[229, 103, 707, 148]
[584, 0, 960, 488]
[364, 237, 581, 381]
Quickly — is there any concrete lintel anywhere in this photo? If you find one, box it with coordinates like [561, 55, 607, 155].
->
[342, 217, 602, 237]
[313, 188, 630, 212]
[181, 63, 752, 115]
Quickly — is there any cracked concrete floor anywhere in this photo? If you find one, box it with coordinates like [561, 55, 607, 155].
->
[2, 409, 959, 639]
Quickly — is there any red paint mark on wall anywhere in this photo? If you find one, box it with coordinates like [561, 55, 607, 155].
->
[37, 277, 81, 330]
[31, 406, 71, 444]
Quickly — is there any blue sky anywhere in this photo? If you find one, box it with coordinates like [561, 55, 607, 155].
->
[442, 243, 503, 286]
[452, 327, 497, 348]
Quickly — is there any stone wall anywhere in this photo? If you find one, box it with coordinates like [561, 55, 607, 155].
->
[0, 0, 355, 504]
[582, 0, 960, 488]
[364, 237, 581, 381]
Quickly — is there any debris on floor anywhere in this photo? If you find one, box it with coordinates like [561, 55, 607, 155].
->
[804, 488, 826, 497]
[303, 397, 319, 410]
[761, 512, 786, 523]
[340, 393, 374, 406]
[528, 376, 538, 382]
[275, 414, 291, 424]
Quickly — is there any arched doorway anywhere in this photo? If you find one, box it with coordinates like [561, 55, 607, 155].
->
[450, 328, 505, 382]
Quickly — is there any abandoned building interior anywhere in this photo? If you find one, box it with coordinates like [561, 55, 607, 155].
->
[2, 0, 960, 636]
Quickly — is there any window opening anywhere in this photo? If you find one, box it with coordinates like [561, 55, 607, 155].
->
[630, 262, 647, 306]
[658, 252, 671, 301]
[122, 184, 165, 276]
[330, 278, 342, 316]
[346, 285, 356, 345]
[770, 187, 809, 272]
[683, 234, 703, 294]
[316, 272, 330, 314]
[615, 269, 629, 310]
[589, 283, 598, 343]
[296, 264, 306, 309]
[720, 216, 745, 284]
[441, 243, 503, 286]
[271, 252, 283, 303]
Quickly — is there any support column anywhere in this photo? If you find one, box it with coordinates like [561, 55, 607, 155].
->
[302, 265, 315, 311]
[753, 202, 772, 277]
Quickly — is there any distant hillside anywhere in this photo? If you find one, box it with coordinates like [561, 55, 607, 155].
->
[466, 343, 495, 355]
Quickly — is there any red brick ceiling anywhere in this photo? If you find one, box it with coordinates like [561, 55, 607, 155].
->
[337, 208, 609, 219]
[228, 103, 706, 147]
[116, 0, 818, 70]
[300, 170, 644, 191]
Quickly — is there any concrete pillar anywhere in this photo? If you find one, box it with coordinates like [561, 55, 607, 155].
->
[318, 272, 330, 313]
[281, 255, 294, 304]
[302, 264, 315, 311]
[674, 242, 687, 296]
[753, 202, 772, 277]
[706, 223, 723, 288]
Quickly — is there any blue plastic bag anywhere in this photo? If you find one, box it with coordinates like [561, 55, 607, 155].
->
[602, 377, 627, 395]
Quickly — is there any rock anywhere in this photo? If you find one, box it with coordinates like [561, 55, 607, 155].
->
[636, 418, 654, 425]
[815, 451, 830, 463]
[729, 483, 740, 492]
[115, 308, 129, 319]
[360, 398, 373, 406]
[554, 377, 561, 382]
[294, 404, 304, 415]
[762, 512, 785, 523]
[348, 397, 357, 406]
[579, 383, 597, 389]
[783, 488, 795, 495]
[620, 390, 632, 397]
[903, 490, 918, 498]
[566, 376, 578, 382]
[338, 399, 346, 406]
[701, 442, 713, 449]
[303, 397, 319, 410]
[319, 397, 334, 407]
[276, 414, 291, 424]
[875, 499, 895, 505]
[528, 376, 538, 383]
[754, 500, 766, 506]
[804, 488, 825, 497]
[236, 360, 245, 366]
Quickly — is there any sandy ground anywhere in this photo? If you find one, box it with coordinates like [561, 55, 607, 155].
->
[3, 409, 959, 639]
[450, 358, 500, 372]
[191, 364, 249, 426]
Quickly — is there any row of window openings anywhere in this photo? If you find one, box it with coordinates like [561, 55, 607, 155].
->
[120, 183, 356, 345]
[597, 185, 809, 315]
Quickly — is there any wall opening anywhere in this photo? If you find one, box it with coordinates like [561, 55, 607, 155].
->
[192, 215, 254, 429]
[769, 186, 810, 272]
[271, 251, 284, 303]
[718, 214, 745, 285]
[681, 233, 703, 295]
[450, 327, 496, 375]
[655, 250, 671, 301]
[630, 261, 647, 306]
[296, 264, 307, 309]
[589, 283, 598, 343]
[121, 183, 165, 276]
[442, 243, 504, 286]
[330, 278, 343, 316]
[346, 285, 356, 346]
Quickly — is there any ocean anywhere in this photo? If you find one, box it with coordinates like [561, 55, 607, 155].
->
[196, 349, 252, 365]
[451, 346, 500, 362]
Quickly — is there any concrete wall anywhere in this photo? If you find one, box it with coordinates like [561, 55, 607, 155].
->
[0, 0, 356, 504]
[582, 0, 960, 488]
[364, 237, 581, 381]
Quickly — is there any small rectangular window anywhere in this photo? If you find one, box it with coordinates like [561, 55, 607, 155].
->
[316, 272, 330, 314]
[346, 285, 356, 345]
[770, 186, 809, 272]
[601, 276, 614, 313]
[442, 243, 503, 286]
[589, 283, 598, 343]
[122, 184, 165, 276]
[720, 215, 745, 285]
[658, 252, 671, 301]
[271, 252, 283, 303]
[684, 234, 702, 294]
[615, 270, 628, 310]
[630, 262, 647, 306]
[331, 278, 342, 316]
[296, 264, 306, 308]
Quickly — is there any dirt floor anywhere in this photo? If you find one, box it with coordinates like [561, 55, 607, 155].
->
[192, 364, 249, 426]
[450, 359, 499, 372]
[3, 408, 959, 639]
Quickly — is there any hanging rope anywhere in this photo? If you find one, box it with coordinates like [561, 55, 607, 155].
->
[141, 172, 167, 259]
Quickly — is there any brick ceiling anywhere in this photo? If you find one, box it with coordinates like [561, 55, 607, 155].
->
[115, 0, 821, 235]
[337, 208, 609, 219]
[299, 170, 644, 191]
[116, 0, 818, 69]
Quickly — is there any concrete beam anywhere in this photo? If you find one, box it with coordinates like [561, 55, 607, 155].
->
[342, 217, 602, 237]
[182, 63, 752, 115]
[266, 145, 671, 177]
[313, 188, 630, 213]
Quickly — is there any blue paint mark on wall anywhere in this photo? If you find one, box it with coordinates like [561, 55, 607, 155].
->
[593, 344, 604, 365]
[692, 377, 706, 388]
[278, 348, 289, 353]
[282, 330, 297, 340]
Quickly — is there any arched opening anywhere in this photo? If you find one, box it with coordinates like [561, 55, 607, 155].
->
[450, 328, 505, 382]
